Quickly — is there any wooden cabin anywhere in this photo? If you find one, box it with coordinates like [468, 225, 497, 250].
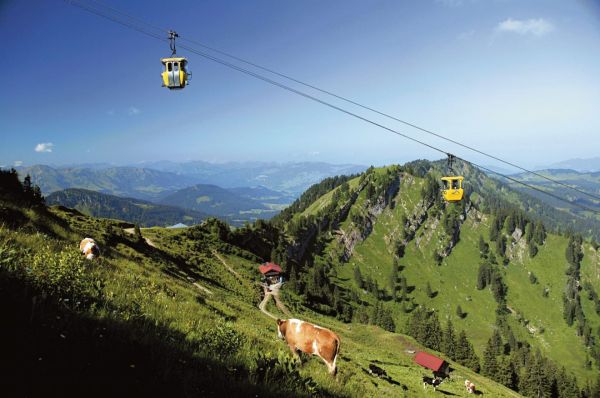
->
[258, 262, 283, 286]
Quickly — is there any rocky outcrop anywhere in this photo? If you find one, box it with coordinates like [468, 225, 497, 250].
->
[338, 176, 401, 261]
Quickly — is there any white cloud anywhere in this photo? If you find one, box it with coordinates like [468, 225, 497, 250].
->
[128, 107, 140, 116]
[496, 18, 554, 37]
[34, 142, 54, 153]
[14, 161, 23, 167]
[308, 151, 320, 157]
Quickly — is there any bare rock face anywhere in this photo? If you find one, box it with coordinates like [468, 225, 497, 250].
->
[338, 176, 401, 261]
[512, 227, 523, 243]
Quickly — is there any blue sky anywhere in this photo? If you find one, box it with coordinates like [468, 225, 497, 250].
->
[1, 0, 600, 169]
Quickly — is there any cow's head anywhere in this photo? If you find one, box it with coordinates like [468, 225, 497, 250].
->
[276, 319, 287, 340]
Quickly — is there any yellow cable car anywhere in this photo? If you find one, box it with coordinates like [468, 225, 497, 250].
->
[441, 176, 464, 202]
[161, 57, 190, 89]
[161, 30, 190, 90]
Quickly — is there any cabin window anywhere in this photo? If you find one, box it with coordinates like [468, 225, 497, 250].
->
[167, 62, 172, 72]
[452, 180, 459, 189]
[174, 63, 179, 71]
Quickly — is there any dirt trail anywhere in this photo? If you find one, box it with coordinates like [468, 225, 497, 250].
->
[258, 284, 291, 319]
[211, 250, 292, 319]
[122, 228, 156, 248]
[212, 250, 242, 279]
[193, 282, 213, 295]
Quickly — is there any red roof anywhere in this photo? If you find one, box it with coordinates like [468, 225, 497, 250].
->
[259, 262, 282, 275]
[414, 352, 446, 372]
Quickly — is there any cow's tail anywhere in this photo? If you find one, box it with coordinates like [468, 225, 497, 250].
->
[331, 336, 341, 376]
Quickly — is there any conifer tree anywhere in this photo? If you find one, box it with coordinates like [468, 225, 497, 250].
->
[534, 222, 546, 246]
[134, 224, 143, 242]
[479, 235, 489, 258]
[496, 357, 517, 390]
[490, 329, 504, 356]
[442, 320, 457, 360]
[490, 216, 501, 242]
[482, 343, 498, 378]
[354, 266, 364, 289]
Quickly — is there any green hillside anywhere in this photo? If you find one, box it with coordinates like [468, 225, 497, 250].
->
[46, 188, 207, 227]
[0, 168, 527, 397]
[273, 162, 600, 397]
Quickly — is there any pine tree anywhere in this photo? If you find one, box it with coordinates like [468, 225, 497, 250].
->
[525, 222, 534, 244]
[504, 215, 516, 234]
[134, 224, 143, 242]
[479, 235, 489, 258]
[370, 299, 381, 326]
[482, 335, 500, 379]
[507, 328, 518, 353]
[529, 243, 538, 258]
[534, 222, 546, 246]
[490, 216, 500, 242]
[288, 263, 299, 292]
[425, 311, 442, 351]
[490, 329, 504, 356]
[22, 174, 32, 196]
[477, 263, 489, 290]
[378, 306, 396, 332]
[496, 235, 507, 258]
[496, 357, 517, 390]
[442, 320, 457, 360]
[354, 266, 364, 289]
[454, 330, 481, 373]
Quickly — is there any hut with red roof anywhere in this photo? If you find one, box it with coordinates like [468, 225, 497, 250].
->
[259, 262, 284, 286]
[414, 351, 449, 377]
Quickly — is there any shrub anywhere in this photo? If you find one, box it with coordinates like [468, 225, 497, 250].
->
[251, 350, 318, 395]
[199, 320, 245, 358]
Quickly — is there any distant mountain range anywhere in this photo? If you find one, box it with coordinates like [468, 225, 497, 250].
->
[13, 161, 364, 225]
[16, 165, 199, 201]
[16, 161, 366, 198]
[46, 189, 208, 227]
[539, 157, 600, 173]
[491, 168, 600, 222]
[130, 160, 366, 195]
[159, 184, 279, 222]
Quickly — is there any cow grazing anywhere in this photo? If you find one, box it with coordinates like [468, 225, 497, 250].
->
[276, 318, 340, 375]
[80, 238, 100, 260]
[465, 379, 476, 394]
[423, 376, 442, 391]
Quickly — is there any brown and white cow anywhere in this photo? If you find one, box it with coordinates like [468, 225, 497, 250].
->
[465, 379, 476, 394]
[276, 318, 340, 375]
[79, 238, 100, 260]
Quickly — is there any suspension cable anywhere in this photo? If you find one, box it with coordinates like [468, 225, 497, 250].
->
[65, 0, 600, 214]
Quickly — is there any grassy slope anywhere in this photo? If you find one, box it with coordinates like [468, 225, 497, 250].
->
[0, 203, 520, 397]
[315, 172, 600, 384]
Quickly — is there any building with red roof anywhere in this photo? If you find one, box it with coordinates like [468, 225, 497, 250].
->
[414, 352, 449, 376]
[258, 262, 282, 276]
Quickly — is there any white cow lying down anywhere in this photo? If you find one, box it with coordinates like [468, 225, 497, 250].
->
[80, 238, 100, 260]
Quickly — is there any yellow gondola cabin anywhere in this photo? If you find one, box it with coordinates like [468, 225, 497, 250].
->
[161, 57, 190, 89]
[441, 176, 464, 202]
